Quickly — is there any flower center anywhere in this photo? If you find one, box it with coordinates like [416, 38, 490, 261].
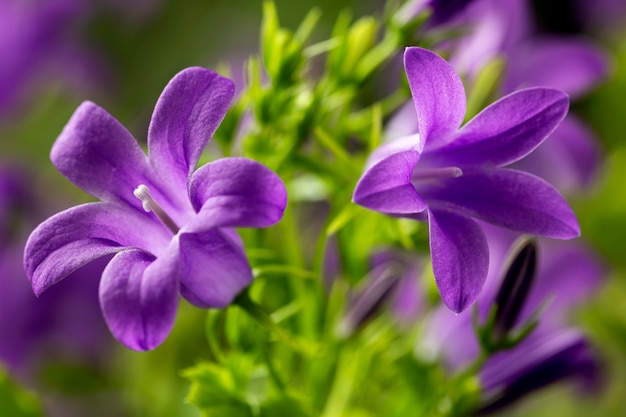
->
[412, 166, 463, 181]
[133, 184, 180, 234]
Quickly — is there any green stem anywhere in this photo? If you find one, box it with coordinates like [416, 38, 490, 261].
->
[233, 289, 314, 355]
[205, 311, 226, 364]
[321, 346, 361, 417]
[261, 343, 286, 392]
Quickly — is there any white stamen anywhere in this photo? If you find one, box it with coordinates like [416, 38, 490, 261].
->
[133, 184, 180, 234]
[412, 167, 463, 181]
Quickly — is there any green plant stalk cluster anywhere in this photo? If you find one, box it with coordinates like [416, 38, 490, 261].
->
[184, 2, 516, 416]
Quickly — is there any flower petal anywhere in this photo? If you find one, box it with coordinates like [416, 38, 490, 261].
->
[148, 67, 235, 189]
[404, 47, 466, 151]
[178, 228, 252, 308]
[24, 202, 171, 296]
[51, 101, 153, 208]
[428, 209, 489, 313]
[425, 88, 569, 167]
[99, 247, 179, 351]
[353, 150, 426, 215]
[421, 168, 580, 239]
[186, 157, 287, 233]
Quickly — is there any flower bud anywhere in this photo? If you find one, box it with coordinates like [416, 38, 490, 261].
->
[492, 237, 538, 342]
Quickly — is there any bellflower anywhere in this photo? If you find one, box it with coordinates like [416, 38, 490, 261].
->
[23, 67, 287, 351]
[353, 47, 579, 313]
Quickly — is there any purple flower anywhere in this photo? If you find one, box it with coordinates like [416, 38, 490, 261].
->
[353, 47, 579, 313]
[423, 226, 604, 411]
[23, 67, 287, 351]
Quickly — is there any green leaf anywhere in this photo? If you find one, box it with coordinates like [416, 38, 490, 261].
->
[342, 17, 379, 81]
[183, 363, 254, 417]
[294, 7, 322, 44]
[260, 394, 314, 417]
[325, 203, 361, 236]
[261, 1, 280, 76]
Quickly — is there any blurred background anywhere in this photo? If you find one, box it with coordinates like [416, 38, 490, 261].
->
[2, 0, 626, 416]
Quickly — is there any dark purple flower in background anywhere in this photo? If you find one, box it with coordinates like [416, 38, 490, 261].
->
[573, 0, 626, 33]
[422, 225, 604, 411]
[23, 67, 287, 351]
[353, 47, 578, 313]
[398, 0, 479, 27]
[428, 0, 477, 24]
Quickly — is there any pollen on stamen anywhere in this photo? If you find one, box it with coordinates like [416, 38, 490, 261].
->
[133, 184, 154, 212]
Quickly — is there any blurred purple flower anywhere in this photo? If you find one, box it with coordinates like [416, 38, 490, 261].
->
[353, 47, 578, 313]
[0, 165, 110, 375]
[0, 0, 93, 116]
[0, 0, 166, 120]
[398, 0, 479, 26]
[503, 37, 608, 99]
[446, 0, 531, 77]
[478, 328, 599, 413]
[447, 0, 609, 193]
[422, 225, 604, 411]
[23, 67, 287, 351]
[338, 249, 423, 337]
[503, 37, 608, 193]
[428, 0, 478, 24]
